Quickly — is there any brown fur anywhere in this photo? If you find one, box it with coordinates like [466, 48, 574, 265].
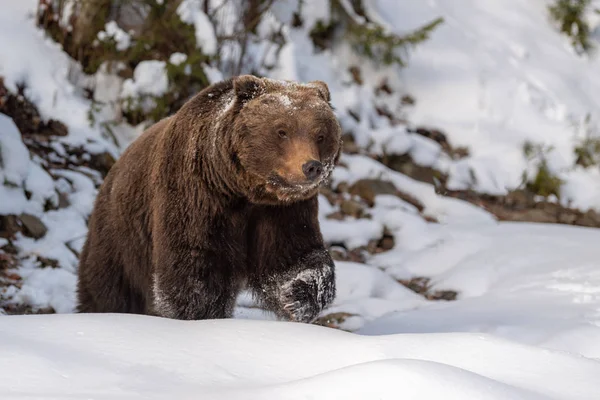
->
[76, 75, 342, 322]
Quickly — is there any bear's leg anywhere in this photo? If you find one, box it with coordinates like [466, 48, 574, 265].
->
[151, 246, 242, 320]
[77, 245, 142, 313]
[248, 198, 336, 323]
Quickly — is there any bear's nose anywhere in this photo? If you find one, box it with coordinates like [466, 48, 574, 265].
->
[302, 160, 323, 181]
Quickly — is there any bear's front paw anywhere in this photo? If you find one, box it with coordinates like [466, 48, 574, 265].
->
[279, 263, 335, 323]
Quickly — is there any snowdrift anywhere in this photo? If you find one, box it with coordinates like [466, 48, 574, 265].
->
[2, 314, 600, 399]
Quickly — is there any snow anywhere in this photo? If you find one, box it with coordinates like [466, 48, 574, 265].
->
[375, 0, 600, 210]
[2, 314, 600, 399]
[177, 0, 217, 56]
[97, 21, 131, 52]
[120, 60, 169, 99]
[9, 260, 76, 313]
[362, 222, 600, 357]
[168, 52, 187, 66]
[0, 113, 30, 187]
[204, 64, 224, 83]
[321, 218, 383, 249]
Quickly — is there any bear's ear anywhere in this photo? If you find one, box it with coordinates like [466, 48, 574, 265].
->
[233, 75, 265, 103]
[308, 80, 331, 102]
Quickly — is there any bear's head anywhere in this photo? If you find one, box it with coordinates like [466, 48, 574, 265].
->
[231, 75, 342, 204]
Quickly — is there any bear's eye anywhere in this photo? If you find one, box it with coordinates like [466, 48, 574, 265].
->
[317, 134, 325, 143]
[278, 129, 287, 138]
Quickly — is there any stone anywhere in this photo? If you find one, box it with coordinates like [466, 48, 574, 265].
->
[57, 191, 70, 209]
[325, 211, 345, 221]
[380, 153, 445, 186]
[43, 119, 68, 137]
[578, 209, 600, 227]
[36, 255, 60, 269]
[349, 179, 398, 207]
[428, 290, 458, 301]
[379, 236, 395, 251]
[89, 151, 116, 178]
[341, 134, 360, 154]
[340, 199, 364, 218]
[335, 181, 350, 194]
[318, 187, 338, 206]
[398, 277, 431, 295]
[503, 190, 534, 209]
[313, 312, 357, 329]
[19, 213, 47, 239]
[0, 215, 22, 239]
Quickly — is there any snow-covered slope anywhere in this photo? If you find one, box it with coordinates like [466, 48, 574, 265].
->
[379, 0, 600, 208]
[2, 314, 600, 400]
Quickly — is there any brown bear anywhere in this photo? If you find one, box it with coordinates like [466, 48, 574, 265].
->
[76, 75, 342, 323]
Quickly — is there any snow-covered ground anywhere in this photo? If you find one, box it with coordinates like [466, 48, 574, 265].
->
[3, 0, 600, 398]
[3, 314, 600, 399]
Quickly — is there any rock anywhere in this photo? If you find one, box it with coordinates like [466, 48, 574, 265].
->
[0, 252, 17, 270]
[399, 276, 459, 302]
[335, 182, 350, 194]
[379, 236, 395, 251]
[57, 191, 70, 209]
[503, 190, 534, 210]
[341, 134, 360, 154]
[508, 209, 557, 224]
[348, 66, 363, 85]
[318, 187, 338, 206]
[89, 151, 116, 178]
[367, 239, 380, 254]
[0, 215, 22, 239]
[340, 199, 364, 218]
[396, 190, 425, 213]
[400, 94, 415, 106]
[36, 255, 60, 269]
[450, 146, 470, 160]
[328, 246, 347, 261]
[557, 212, 577, 225]
[428, 290, 458, 301]
[423, 215, 439, 223]
[578, 209, 600, 227]
[349, 178, 425, 212]
[445, 188, 600, 229]
[414, 127, 447, 143]
[325, 211, 345, 221]
[2, 303, 55, 315]
[328, 245, 367, 263]
[398, 277, 431, 295]
[380, 153, 446, 186]
[43, 119, 68, 137]
[349, 179, 398, 207]
[19, 213, 47, 239]
[0, 241, 18, 255]
[313, 312, 357, 330]
[410, 127, 451, 153]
